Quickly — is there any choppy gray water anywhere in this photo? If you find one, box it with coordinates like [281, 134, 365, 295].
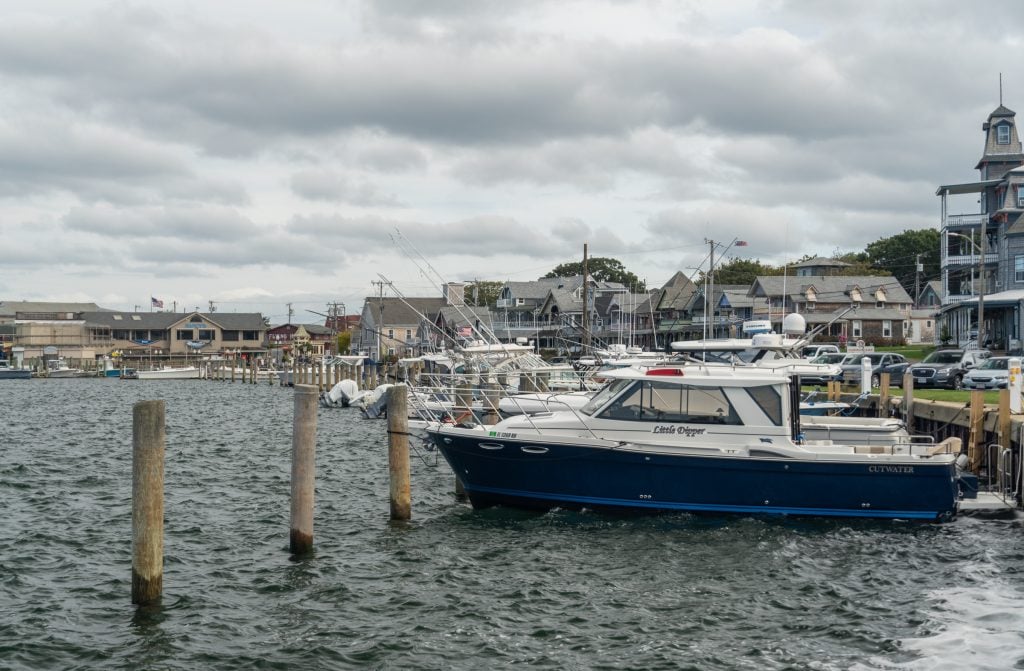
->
[1, 378, 1023, 670]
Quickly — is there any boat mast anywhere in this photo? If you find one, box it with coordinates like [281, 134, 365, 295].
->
[582, 243, 590, 357]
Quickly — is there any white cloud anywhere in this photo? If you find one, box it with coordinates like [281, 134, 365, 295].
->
[0, 0, 1020, 312]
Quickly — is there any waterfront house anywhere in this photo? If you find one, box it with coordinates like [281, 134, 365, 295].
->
[937, 103, 1024, 351]
[267, 323, 337, 360]
[748, 275, 913, 344]
[84, 311, 267, 365]
[652, 271, 700, 347]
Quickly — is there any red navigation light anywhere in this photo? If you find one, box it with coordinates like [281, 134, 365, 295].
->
[646, 368, 684, 376]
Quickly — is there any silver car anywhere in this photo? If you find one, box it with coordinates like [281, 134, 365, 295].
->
[962, 356, 1011, 390]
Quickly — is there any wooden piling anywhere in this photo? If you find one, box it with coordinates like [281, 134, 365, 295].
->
[386, 385, 411, 521]
[999, 389, 1011, 486]
[968, 390, 985, 472]
[132, 400, 165, 605]
[289, 385, 318, 555]
[902, 372, 914, 433]
[878, 373, 890, 417]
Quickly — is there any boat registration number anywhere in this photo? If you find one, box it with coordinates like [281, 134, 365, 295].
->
[488, 431, 517, 438]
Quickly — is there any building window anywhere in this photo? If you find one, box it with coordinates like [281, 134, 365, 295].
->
[1016, 255, 1024, 283]
[882, 320, 892, 338]
[852, 320, 862, 338]
[176, 329, 194, 340]
[405, 329, 412, 340]
[998, 124, 1011, 144]
[1018, 186, 1024, 208]
[198, 330, 215, 341]
[387, 329, 394, 339]
[242, 330, 259, 340]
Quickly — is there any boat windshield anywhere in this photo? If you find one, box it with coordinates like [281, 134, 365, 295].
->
[579, 379, 632, 415]
[593, 379, 744, 425]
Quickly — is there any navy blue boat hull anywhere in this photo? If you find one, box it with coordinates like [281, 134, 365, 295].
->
[430, 431, 959, 521]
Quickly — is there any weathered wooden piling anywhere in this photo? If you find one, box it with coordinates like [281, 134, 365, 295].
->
[386, 385, 412, 520]
[902, 372, 914, 432]
[968, 390, 985, 472]
[132, 400, 165, 605]
[289, 385, 318, 555]
[878, 373, 890, 417]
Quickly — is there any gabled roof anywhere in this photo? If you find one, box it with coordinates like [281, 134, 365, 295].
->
[83, 311, 266, 330]
[609, 292, 653, 315]
[435, 306, 493, 329]
[655, 271, 698, 311]
[501, 277, 576, 301]
[0, 300, 114, 318]
[361, 297, 445, 328]
[748, 275, 913, 304]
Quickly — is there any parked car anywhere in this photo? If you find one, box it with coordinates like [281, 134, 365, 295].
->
[801, 352, 846, 385]
[907, 348, 991, 390]
[800, 344, 841, 360]
[962, 356, 1012, 390]
[837, 352, 910, 387]
[877, 358, 912, 387]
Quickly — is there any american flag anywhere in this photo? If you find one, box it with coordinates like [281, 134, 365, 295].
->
[735, 240, 749, 247]
[151, 297, 164, 308]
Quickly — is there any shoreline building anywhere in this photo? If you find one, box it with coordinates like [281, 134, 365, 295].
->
[938, 102, 1024, 351]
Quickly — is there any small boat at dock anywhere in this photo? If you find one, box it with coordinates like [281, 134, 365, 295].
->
[0, 360, 32, 380]
[135, 366, 200, 380]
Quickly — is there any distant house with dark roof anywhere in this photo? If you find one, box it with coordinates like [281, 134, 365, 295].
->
[748, 275, 912, 343]
[653, 271, 700, 345]
[353, 283, 476, 360]
[534, 276, 627, 352]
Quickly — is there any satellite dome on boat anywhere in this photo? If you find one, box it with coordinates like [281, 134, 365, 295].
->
[782, 313, 807, 336]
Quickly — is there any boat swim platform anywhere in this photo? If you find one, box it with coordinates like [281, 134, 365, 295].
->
[958, 492, 1019, 519]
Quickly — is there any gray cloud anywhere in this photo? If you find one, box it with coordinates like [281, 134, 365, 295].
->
[290, 170, 402, 206]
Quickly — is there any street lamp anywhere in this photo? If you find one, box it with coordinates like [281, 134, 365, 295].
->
[947, 230, 986, 348]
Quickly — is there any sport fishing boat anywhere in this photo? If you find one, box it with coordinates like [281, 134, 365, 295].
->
[426, 364, 967, 521]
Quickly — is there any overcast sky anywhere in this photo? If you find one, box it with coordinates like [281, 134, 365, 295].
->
[2, 1, 1020, 322]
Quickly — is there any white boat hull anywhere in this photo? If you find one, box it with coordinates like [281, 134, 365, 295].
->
[136, 367, 201, 379]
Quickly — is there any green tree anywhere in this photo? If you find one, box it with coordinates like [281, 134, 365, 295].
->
[543, 257, 646, 292]
[336, 331, 352, 354]
[699, 258, 783, 285]
[864, 229, 941, 298]
[464, 280, 504, 307]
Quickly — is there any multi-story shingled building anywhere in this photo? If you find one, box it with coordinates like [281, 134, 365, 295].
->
[938, 102, 1024, 350]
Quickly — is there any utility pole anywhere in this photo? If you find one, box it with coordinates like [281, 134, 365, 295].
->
[914, 254, 922, 308]
[371, 280, 390, 362]
[705, 239, 715, 339]
[286, 303, 294, 325]
[581, 243, 590, 357]
[208, 300, 217, 313]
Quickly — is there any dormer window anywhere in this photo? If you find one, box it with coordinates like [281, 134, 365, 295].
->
[997, 124, 1011, 145]
[849, 288, 862, 303]
[1017, 185, 1024, 208]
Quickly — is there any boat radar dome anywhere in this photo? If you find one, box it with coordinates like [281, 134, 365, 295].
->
[782, 313, 807, 336]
